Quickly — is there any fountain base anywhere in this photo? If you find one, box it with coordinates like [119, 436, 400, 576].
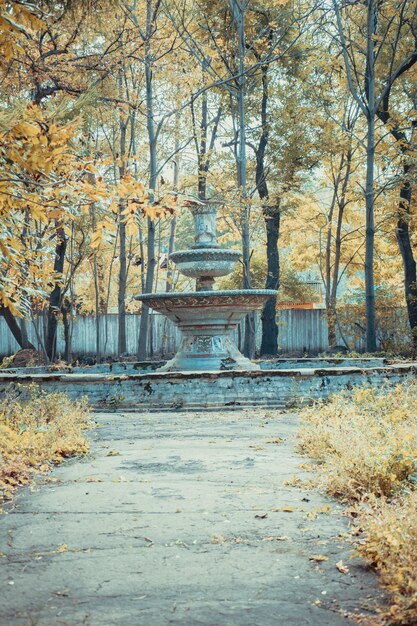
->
[136, 290, 277, 372]
[160, 326, 259, 371]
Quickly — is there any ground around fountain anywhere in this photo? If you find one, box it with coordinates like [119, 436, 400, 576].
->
[0, 410, 383, 625]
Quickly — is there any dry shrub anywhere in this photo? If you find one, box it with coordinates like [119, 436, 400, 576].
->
[298, 383, 417, 500]
[358, 492, 417, 626]
[299, 381, 417, 625]
[0, 384, 90, 501]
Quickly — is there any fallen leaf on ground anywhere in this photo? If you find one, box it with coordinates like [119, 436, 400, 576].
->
[309, 554, 328, 562]
[58, 544, 68, 553]
[336, 560, 349, 573]
[272, 506, 294, 513]
[283, 475, 302, 487]
[297, 462, 313, 470]
[85, 476, 102, 482]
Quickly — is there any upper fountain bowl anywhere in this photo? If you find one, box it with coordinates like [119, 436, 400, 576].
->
[169, 248, 241, 279]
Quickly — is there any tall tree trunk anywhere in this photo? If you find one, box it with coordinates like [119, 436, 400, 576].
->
[256, 64, 279, 356]
[364, 0, 377, 352]
[324, 169, 340, 347]
[20, 319, 30, 349]
[330, 150, 352, 344]
[117, 109, 128, 357]
[192, 95, 221, 201]
[230, 0, 255, 358]
[364, 113, 376, 352]
[324, 149, 352, 346]
[261, 208, 280, 355]
[377, 101, 417, 348]
[91, 204, 101, 361]
[396, 166, 417, 347]
[166, 124, 180, 292]
[118, 215, 127, 356]
[62, 300, 71, 362]
[0, 308, 35, 350]
[138, 4, 158, 359]
[5, 206, 36, 351]
[45, 225, 67, 360]
[334, 0, 378, 352]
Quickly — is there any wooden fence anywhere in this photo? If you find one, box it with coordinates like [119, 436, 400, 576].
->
[0, 309, 410, 358]
[1, 308, 408, 358]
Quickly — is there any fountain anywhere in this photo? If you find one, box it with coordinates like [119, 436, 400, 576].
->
[2, 198, 415, 405]
[136, 199, 277, 371]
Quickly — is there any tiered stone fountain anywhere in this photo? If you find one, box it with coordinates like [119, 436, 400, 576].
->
[136, 199, 277, 371]
[2, 200, 415, 406]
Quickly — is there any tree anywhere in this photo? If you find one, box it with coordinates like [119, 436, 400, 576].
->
[0, 104, 108, 354]
[377, 82, 417, 347]
[331, 0, 417, 351]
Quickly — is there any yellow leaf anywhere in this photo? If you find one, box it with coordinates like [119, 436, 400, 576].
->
[273, 506, 294, 513]
[336, 560, 349, 574]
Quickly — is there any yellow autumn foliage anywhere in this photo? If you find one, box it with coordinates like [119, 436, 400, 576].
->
[358, 492, 417, 625]
[298, 383, 417, 500]
[0, 386, 90, 503]
[299, 382, 417, 625]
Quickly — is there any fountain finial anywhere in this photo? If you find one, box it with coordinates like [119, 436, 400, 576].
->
[185, 199, 222, 249]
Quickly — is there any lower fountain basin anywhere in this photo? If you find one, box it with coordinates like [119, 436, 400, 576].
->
[137, 289, 276, 321]
[136, 289, 277, 371]
[169, 249, 241, 278]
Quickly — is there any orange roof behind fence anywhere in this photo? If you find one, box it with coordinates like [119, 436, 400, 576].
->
[276, 297, 325, 310]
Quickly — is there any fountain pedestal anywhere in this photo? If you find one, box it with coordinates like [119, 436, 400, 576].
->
[136, 200, 277, 372]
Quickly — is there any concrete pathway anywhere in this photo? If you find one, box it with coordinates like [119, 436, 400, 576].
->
[0, 410, 383, 626]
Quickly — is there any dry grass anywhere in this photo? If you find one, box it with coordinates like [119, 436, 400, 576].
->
[298, 381, 417, 625]
[0, 384, 90, 502]
[359, 492, 417, 625]
[298, 384, 417, 500]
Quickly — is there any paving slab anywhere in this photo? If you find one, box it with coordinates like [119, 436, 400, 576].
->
[0, 410, 383, 626]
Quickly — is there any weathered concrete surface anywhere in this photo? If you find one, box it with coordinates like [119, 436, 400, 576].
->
[0, 362, 416, 410]
[0, 356, 393, 376]
[0, 411, 383, 625]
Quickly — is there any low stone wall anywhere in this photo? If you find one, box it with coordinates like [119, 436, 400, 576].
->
[258, 357, 390, 370]
[0, 361, 415, 410]
[0, 357, 391, 376]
